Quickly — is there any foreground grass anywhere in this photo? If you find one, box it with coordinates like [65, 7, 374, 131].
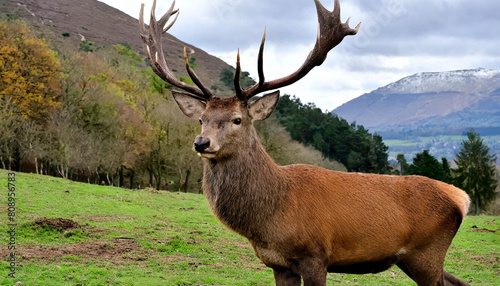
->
[1, 169, 498, 285]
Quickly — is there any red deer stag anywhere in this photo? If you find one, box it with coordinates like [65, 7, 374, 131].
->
[139, 1, 471, 285]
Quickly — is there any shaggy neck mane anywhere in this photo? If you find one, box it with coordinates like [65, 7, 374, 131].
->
[202, 128, 287, 241]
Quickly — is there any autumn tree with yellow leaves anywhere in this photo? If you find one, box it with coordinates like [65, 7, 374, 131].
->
[0, 19, 61, 121]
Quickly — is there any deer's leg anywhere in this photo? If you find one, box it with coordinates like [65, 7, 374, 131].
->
[396, 244, 448, 286]
[273, 267, 301, 286]
[298, 258, 327, 286]
[443, 271, 471, 286]
[397, 260, 444, 286]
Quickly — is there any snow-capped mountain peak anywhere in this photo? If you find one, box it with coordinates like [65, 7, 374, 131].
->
[377, 68, 500, 95]
[332, 68, 500, 129]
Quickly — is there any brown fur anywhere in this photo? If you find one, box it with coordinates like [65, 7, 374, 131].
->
[174, 94, 471, 286]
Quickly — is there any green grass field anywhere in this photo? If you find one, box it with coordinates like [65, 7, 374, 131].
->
[1, 169, 499, 285]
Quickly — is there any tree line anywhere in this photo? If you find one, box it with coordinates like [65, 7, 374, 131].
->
[274, 95, 390, 173]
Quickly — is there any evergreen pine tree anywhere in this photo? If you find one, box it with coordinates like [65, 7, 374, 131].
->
[453, 130, 498, 215]
[410, 150, 445, 181]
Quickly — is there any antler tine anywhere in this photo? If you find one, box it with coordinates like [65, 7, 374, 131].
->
[158, 0, 177, 31]
[184, 47, 215, 99]
[256, 28, 266, 89]
[163, 10, 179, 33]
[139, 0, 213, 101]
[139, 4, 146, 35]
[240, 28, 266, 101]
[234, 49, 244, 100]
[313, 0, 360, 60]
[240, 0, 360, 100]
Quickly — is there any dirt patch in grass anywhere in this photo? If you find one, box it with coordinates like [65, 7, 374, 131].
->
[4, 238, 266, 271]
[34, 217, 81, 231]
[5, 218, 263, 269]
[7, 238, 144, 262]
[467, 228, 497, 233]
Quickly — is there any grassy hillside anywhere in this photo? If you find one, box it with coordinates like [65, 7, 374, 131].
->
[1, 169, 499, 285]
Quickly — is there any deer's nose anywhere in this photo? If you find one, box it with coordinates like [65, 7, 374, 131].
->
[194, 136, 210, 153]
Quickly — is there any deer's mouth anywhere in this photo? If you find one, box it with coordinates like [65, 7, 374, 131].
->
[197, 151, 217, 159]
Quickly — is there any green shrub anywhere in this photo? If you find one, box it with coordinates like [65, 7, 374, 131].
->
[80, 40, 96, 52]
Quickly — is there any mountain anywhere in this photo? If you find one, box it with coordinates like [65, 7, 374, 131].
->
[332, 68, 500, 163]
[333, 68, 500, 133]
[0, 0, 232, 89]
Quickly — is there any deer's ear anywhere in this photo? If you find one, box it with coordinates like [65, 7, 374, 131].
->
[249, 91, 280, 121]
[172, 90, 206, 118]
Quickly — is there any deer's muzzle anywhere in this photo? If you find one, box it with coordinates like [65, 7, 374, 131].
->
[194, 136, 210, 153]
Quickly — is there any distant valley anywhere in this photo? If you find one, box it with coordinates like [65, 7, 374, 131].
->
[332, 68, 500, 163]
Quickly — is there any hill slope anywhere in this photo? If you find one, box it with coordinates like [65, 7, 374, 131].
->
[1, 0, 232, 89]
[333, 68, 500, 131]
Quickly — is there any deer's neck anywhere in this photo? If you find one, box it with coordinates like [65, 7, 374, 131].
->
[201, 133, 286, 241]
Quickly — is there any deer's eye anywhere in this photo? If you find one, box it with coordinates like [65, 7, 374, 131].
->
[233, 118, 241, 125]
[199, 119, 202, 125]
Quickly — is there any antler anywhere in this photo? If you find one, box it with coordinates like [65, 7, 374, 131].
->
[139, 0, 213, 102]
[235, 0, 360, 102]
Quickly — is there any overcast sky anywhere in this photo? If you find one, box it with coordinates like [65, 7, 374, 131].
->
[100, 0, 500, 111]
